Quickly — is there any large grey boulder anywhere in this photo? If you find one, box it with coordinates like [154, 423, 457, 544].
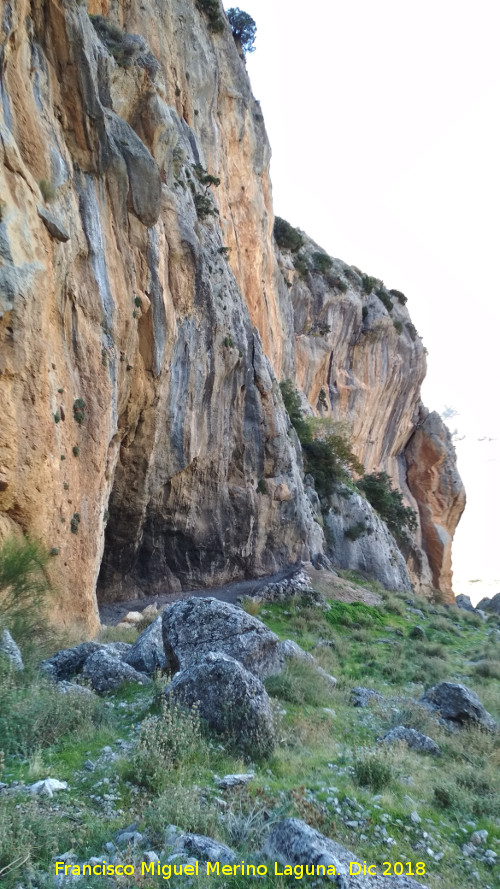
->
[381, 726, 440, 756]
[173, 833, 236, 864]
[124, 616, 166, 674]
[162, 597, 283, 680]
[422, 682, 496, 731]
[264, 818, 429, 887]
[455, 594, 475, 613]
[0, 629, 24, 671]
[477, 593, 500, 615]
[165, 651, 275, 759]
[40, 642, 103, 681]
[81, 649, 152, 694]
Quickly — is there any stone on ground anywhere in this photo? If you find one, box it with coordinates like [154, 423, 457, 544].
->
[264, 818, 429, 887]
[124, 615, 166, 674]
[173, 833, 236, 864]
[165, 651, 275, 758]
[421, 682, 496, 731]
[0, 628, 24, 671]
[381, 726, 440, 755]
[162, 597, 283, 679]
[81, 649, 152, 693]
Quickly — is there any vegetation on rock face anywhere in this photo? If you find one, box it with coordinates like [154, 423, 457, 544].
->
[280, 380, 363, 496]
[357, 471, 418, 543]
[226, 7, 257, 55]
[196, 0, 224, 33]
[273, 217, 304, 252]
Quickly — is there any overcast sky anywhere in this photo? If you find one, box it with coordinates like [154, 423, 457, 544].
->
[224, 0, 500, 602]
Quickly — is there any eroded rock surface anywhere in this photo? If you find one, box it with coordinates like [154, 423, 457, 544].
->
[422, 682, 496, 731]
[162, 597, 283, 679]
[165, 651, 275, 758]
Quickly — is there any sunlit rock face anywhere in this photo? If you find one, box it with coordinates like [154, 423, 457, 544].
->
[0, 0, 464, 629]
[276, 239, 465, 598]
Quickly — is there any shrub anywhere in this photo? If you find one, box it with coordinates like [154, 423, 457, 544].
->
[194, 193, 218, 220]
[312, 251, 333, 274]
[72, 445, 80, 457]
[72, 398, 85, 425]
[318, 388, 328, 409]
[357, 471, 417, 544]
[389, 288, 407, 305]
[0, 538, 52, 647]
[256, 479, 268, 494]
[70, 513, 81, 535]
[362, 305, 368, 321]
[292, 255, 310, 278]
[393, 319, 403, 334]
[361, 274, 380, 295]
[353, 752, 393, 790]
[226, 7, 256, 55]
[222, 335, 234, 348]
[376, 288, 393, 312]
[195, 0, 224, 33]
[127, 699, 207, 793]
[193, 163, 220, 188]
[279, 379, 310, 442]
[309, 321, 331, 337]
[273, 217, 304, 252]
[345, 522, 366, 541]
[39, 179, 56, 202]
[327, 274, 348, 293]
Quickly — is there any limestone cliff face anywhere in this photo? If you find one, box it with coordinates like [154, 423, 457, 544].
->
[0, 0, 464, 628]
[276, 237, 465, 599]
[0, 0, 321, 631]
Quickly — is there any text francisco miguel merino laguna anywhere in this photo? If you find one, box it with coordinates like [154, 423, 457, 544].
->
[55, 859, 426, 880]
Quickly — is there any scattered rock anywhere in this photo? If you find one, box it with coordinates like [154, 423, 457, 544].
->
[39, 642, 103, 681]
[0, 629, 24, 671]
[124, 615, 166, 674]
[455, 594, 476, 613]
[173, 833, 236, 864]
[166, 651, 275, 758]
[162, 597, 283, 680]
[350, 687, 383, 708]
[264, 818, 429, 887]
[28, 778, 68, 797]
[409, 625, 426, 640]
[410, 811, 421, 825]
[81, 649, 152, 693]
[381, 726, 440, 756]
[217, 773, 254, 790]
[470, 830, 488, 846]
[422, 682, 496, 731]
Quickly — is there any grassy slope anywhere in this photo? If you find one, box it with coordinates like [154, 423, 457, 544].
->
[1, 578, 499, 889]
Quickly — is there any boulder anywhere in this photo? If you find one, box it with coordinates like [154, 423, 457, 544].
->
[28, 778, 68, 797]
[124, 615, 166, 674]
[350, 687, 383, 708]
[422, 682, 496, 731]
[162, 597, 283, 680]
[81, 649, 152, 693]
[477, 592, 500, 615]
[264, 818, 429, 887]
[40, 642, 103, 681]
[381, 726, 440, 755]
[217, 773, 254, 790]
[278, 639, 315, 662]
[173, 833, 236, 864]
[165, 651, 275, 758]
[0, 629, 24, 671]
[455, 594, 475, 613]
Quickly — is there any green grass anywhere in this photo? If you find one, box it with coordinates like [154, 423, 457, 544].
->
[1, 580, 499, 889]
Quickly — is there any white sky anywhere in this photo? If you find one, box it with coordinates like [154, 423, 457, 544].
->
[224, 0, 500, 603]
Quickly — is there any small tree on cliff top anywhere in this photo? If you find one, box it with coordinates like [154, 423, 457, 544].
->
[226, 8, 257, 54]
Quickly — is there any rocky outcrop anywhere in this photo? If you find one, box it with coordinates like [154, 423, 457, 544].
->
[406, 410, 466, 602]
[323, 485, 412, 592]
[162, 597, 283, 679]
[0, 0, 464, 628]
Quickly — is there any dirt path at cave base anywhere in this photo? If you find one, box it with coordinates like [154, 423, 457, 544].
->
[98, 566, 300, 626]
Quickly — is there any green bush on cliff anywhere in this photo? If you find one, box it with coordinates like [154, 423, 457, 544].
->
[279, 380, 363, 496]
[357, 471, 417, 543]
[226, 7, 257, 55]
[196, 0, 224, 33]
[274, 217, 304, 252]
